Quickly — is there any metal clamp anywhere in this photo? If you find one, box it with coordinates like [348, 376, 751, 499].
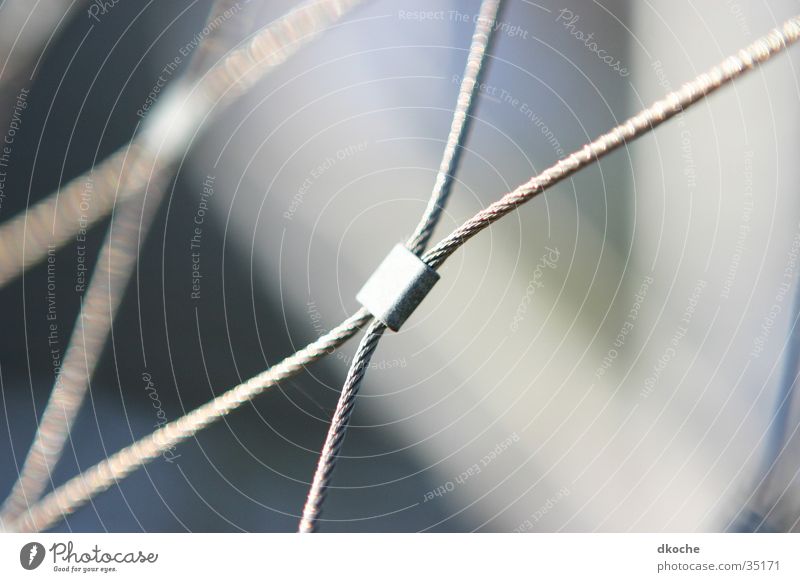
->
[356, 244, 440, 331]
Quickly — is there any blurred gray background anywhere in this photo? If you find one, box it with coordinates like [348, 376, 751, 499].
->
[1, 0, 800, 532]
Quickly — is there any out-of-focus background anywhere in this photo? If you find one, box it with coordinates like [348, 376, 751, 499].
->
[1, 0, 800, 532]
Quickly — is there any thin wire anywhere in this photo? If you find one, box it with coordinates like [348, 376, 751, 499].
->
[0, 0, 235, 289]
[298, 320, 385, 532]
[0, 154, 171, 523]
[0, 10, 248, 519]
[422, 15, 800, 269]
[197, 0, 368, 105]
[5, 0, 500, 533]
[0, 0, 368, 289]
[405, 0, 504, 255]
[8, 308, 371, 533]
[10, 11, 800, 535]
[0, 3, 225, 524]
[0, 144, 155, 288]
[298, 0, 505, 533]
[0, 0, 369, 527]
[185, 0, 254, 79]
[297, 13, 800, 532]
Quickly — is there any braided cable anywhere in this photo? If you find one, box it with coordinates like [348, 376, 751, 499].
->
[298, 320, 385, 532]
[2, 0, 370, 529]
[405, 0, 504, 255]
[184, 0, 254, 79]
[8, 308, 371, 533]
[0, 0, 244, 290]
[0, 144, 155, 288]
[297, 13, 800, 532]
[7, 0, 502, 534]
[11, 9, 800, 535]
[0, 0, 368, 289]
[299, 0, 505, 533]
[422, 16, 800, 269]
[0, 154, 171, 522]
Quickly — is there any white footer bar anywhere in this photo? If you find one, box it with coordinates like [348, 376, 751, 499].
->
[1, 533, 796, 580]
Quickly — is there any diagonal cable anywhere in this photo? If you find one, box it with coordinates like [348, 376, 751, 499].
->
[404, 0, 502, 255]
[297, 13, 800, 532]
[0, 1, 234, 523]
[5, 0, 504, 533]
[2, 8, 254, 519]
[7, 308, 372, 533]
[185, 0, 256, 80]
[11, 11, 800, 535]
[0, 0, 367, 289]
[0, 0, 369, 525]
[299, 0, 505, 532]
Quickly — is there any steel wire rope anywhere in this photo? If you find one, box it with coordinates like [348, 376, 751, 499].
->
[12, 10, 800, 535]
[0, 0, 368, 289]
[3, 0, 499, 532]
[297, 14, 800, 532]
[6, 0, 504, 533]
[0, 0, 370, 527]
[0, 0, 254, 524]
[298, 0, 505, 531]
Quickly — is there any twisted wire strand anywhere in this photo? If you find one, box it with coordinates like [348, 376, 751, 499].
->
[11, 10, 800, 535]
[298, 320, 385, 532]
[298, 0, 505, 533]
[422, 15, 800, 269]
[0, 0, 368, 290]
[5, 0, 501, 534]
[297, 13, 800, 532]
[1, 0, 369, 528]
[0, 154, 172, 523]
[8, 308, 371, 533]
[198, 0, 367, 105]
[0, 0, 257, 516]
[0, 0, 231, 523]
[0, 1, 223, 290]
[405, 0, 504, 255]
[0, 144, 155, 288]
[184, 0, 254, 80]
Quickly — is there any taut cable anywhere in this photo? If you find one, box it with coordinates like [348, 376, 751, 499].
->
[298, 0, 506, 533]
[0, 0, 368, 289]
[1, 0, 370, 528]
[11, 11, 800, 536]
[297, 14, 800, 532]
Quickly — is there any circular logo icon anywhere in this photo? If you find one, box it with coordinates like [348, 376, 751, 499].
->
[19, 542, 46, 570]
